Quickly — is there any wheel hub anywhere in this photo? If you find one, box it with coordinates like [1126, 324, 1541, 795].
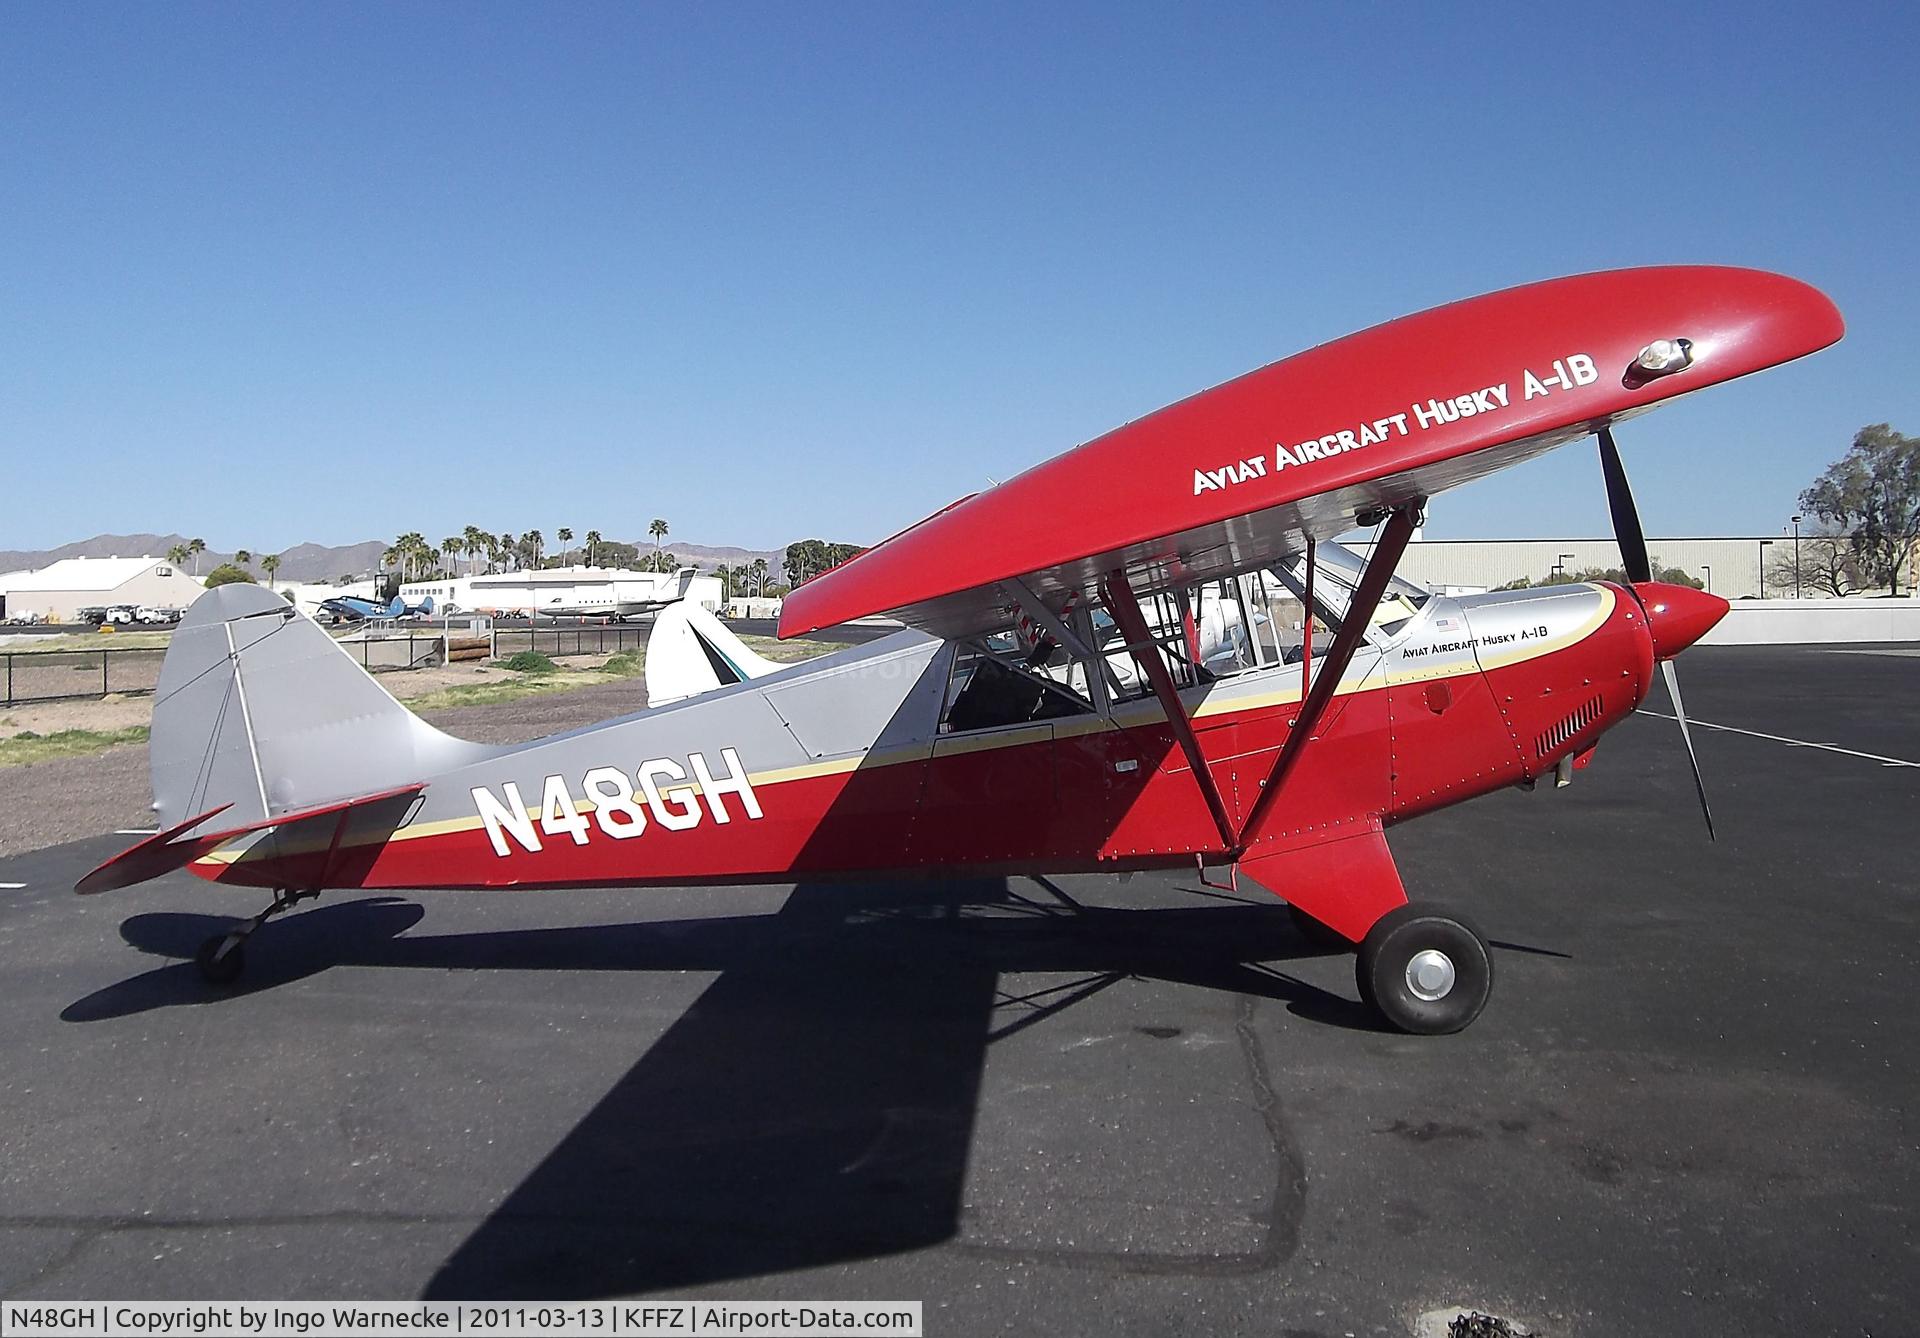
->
[1405, 948, 1456, 1001]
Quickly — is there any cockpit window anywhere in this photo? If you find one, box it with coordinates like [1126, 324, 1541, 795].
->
[940, 643, 1094, 733]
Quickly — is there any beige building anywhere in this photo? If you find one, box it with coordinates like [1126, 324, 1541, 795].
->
[0, 556, 205, 622]
[1392, 537, 1780, 599]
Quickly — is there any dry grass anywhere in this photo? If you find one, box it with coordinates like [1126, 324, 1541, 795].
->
[0, 725, 150, 767]
[737, 635, 853, 664]
[56, 629, 176, 650]
[403, 649, 647, 710]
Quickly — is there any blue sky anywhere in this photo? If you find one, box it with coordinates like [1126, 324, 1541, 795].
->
[3, 3, 1915, 553]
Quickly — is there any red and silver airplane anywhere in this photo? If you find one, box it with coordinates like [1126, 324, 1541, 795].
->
[79, 266, 1842, 1034]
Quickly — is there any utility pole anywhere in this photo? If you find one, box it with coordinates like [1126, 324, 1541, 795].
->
[1791, 514, 1803, 599]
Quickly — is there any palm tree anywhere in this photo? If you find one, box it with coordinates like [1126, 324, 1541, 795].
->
[235, 550, 252, 569]
[557, 527, 573, 567]
[525, 529, 543, 569]
[442, 537, 461, 577]
[166, 543, 189, 568]
[384, 533, 432, 582]
[751, 557, 769, 596]
[584, 529, 602, 567]
[649, 518, 669, 570]
[260, 553, 281, 590]
[187, 538, 206, 575]
[463, 526, 484, 576]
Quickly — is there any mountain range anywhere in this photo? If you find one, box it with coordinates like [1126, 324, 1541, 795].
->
[0, 534, 790, 584]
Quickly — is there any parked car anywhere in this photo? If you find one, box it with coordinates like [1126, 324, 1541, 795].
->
[103, 604, 140, 625]
[135, 605, 182, 625]
[75, 606, 109, 626]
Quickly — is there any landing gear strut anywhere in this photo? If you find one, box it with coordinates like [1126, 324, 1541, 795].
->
[1356, 903, 1493, 1035]
[1286, 903, 1353, 953]
[195, 886, 321, 986]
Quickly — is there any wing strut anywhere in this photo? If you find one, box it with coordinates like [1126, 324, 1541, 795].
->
[1237, 503, 1422, 849]
[1097, 502, 1421, 859]
[1100, 572, 1238, 852]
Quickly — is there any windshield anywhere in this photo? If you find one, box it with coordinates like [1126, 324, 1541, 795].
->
[1274, 540, 1432, 639]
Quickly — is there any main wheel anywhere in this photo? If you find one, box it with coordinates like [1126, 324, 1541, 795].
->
[1286, 903, 1352, 954]
[1356, 904, 1492, 1035]
[195, 934, 246, 986]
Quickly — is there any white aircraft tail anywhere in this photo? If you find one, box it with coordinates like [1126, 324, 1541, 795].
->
[148, 584, 490, 829]
[643, 599, 780, 707]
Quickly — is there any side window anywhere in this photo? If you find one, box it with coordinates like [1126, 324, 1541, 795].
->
[939, 644, 1092, 733]
[1095, 588, 1206, 702]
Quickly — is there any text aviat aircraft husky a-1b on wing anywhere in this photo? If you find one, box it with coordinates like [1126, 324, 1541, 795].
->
[80, 266, 1843, 1034]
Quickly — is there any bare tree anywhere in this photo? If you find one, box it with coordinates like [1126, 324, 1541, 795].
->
[1767, 531, 1863, 598]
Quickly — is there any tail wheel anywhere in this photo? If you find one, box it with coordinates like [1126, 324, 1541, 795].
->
[195, 934, 246, 987]
[1356, 904, 1493, 1035]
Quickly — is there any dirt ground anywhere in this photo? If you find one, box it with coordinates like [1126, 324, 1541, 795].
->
[0, 660, 649, 859]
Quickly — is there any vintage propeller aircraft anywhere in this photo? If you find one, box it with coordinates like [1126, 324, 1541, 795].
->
[78, 265, 1842, 1033]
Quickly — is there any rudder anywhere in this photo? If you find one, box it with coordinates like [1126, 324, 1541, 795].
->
[149, 585, 490, 829]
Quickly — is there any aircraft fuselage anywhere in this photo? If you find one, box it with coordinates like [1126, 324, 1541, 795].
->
[191, 581, 1659, 893]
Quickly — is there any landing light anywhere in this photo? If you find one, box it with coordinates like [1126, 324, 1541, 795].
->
[1633, 337, 1693, 376]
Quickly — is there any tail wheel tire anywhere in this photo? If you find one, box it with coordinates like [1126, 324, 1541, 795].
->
[1356, 904, 1493, 1035]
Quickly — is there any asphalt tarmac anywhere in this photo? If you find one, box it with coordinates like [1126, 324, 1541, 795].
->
[0, 644, 1914, 1334]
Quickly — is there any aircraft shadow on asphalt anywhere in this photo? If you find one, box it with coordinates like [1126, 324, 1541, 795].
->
[62, 877, 1389, 1298]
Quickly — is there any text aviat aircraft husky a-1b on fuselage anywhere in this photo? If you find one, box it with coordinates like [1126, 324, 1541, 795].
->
[80, 266, 1843, 1034]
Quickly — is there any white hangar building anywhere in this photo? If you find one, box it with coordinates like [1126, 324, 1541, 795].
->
[0, 556, 205, 623]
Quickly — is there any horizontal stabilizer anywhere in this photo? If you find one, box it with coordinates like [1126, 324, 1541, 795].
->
[74, 783, 426, 895]
[74, 803, 234, 896]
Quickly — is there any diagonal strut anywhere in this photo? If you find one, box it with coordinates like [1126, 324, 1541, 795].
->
[1101, 572, 1238, 851]
[1236, 504, 1422, 848]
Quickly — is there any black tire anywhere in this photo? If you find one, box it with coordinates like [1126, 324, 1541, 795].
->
[1286, 903, 1353, 954]
[195, 934, 245, 987]
[1356, 904, 1492, 1035]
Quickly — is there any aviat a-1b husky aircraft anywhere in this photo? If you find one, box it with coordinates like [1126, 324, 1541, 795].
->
[79, 266, 1842, 1033]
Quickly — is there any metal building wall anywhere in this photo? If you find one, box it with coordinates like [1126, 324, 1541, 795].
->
[1391, 538, 1778, 598]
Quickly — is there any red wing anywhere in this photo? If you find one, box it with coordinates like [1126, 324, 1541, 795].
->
[777, 266, 1841, 640]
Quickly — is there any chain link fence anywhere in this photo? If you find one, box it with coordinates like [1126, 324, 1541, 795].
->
[2, 646, 168, 705]
[339, 634, 453, 673]
[1, 623, 659, 705]
[491, 625, 649, 658]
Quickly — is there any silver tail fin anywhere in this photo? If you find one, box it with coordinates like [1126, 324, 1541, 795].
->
[149, 584, 491, 829]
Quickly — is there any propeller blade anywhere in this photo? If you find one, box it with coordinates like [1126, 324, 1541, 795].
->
[1597, 427, 1653, 585]
[1660, 659, 1716, 841]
